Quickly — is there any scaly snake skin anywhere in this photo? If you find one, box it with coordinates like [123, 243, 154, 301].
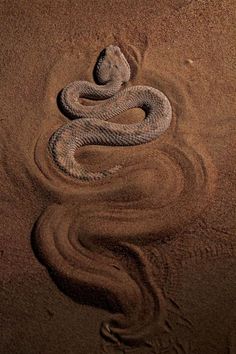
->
[48, 45, 172, 181]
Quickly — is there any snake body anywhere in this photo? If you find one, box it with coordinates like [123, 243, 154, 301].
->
[48, 45, 172, 181]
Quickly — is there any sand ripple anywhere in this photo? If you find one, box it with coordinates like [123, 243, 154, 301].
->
[33, 138, 216, 348]
[32, 51, 217, 349]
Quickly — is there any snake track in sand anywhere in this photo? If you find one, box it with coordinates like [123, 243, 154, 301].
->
[33, 45, 217, 350]
[48, 45, 172, 181]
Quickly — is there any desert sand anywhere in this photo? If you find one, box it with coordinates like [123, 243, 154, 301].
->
[0, 1, 236, 353]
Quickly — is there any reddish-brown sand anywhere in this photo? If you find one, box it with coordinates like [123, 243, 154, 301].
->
[0, 1, 236, 353]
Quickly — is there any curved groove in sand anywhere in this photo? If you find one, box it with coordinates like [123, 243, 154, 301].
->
[33, 204, 168, 346]
[33, 139, 216, 347]
[32, 46, 217, 348]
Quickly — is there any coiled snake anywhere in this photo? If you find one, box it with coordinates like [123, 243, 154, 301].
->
[48, 45, 172, 181]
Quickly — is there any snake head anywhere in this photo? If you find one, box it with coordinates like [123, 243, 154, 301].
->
[94, 45, 131, 85]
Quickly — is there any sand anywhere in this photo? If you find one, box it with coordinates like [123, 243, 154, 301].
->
[0, 0, 236, 353]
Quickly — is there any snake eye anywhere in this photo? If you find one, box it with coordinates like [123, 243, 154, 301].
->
[98, 48, 106, 61]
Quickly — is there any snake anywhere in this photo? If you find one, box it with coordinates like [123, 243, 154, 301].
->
[48, 45, 172, 181]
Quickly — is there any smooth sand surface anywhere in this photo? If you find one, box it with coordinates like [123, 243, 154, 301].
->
[0, 1, 236, 353]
